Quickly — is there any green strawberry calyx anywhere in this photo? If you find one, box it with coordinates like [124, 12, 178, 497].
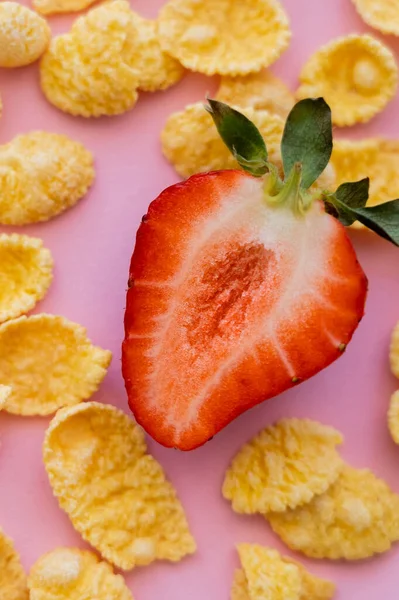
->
[205, 97, 399, 247]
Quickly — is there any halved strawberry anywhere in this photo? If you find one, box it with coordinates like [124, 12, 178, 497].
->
[123, 98, 398, 451]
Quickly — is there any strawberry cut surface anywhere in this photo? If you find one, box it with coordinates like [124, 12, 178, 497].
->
[122, 170, 367, 450]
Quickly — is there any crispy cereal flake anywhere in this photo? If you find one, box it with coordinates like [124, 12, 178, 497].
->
[388, 390, 399, 445]
[296, 34, 398, 126]
[158, 0, 291, 76]
[216, 71, 295, 117]
[268, 466, 399, 560]
[28, 548, 133, 600]
[331, 139, 399, 229]
[40, 1, 140, 117]
[233, 544, 335, 600]
[0, 528, 28, 600]
[223, 418, 343, 514]
[132, 13, 185, 92]
[390, 321, 399, 379]
[0, 234, 53, 324]
[0, 2, 50, 68]
[0, 132, 94, 225]
[352, 0, 399, 36]
[0, 315, 111, 416]
[162, 102, 284, 178]
[33, 0, 97, 16]
[43, 402, 196, 570]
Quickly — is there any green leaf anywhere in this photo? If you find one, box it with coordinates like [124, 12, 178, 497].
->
[281, 98, 332, 189]
[205, 99, 268, 177]
[335, 178, 370, 209]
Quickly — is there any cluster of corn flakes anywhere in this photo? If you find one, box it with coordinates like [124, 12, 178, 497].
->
[0, 2, 50, 68]
[231, 544, 335, 600]
[162, 102, 284, 178]
[28, 548, 134, 600]
[0, 315, 111, 416]
[0, 132, 94, 225]
[296, 34, 398, 126]
[0, 527, 28, 600]
[223, 419, 399, 561]
[43, 402, 196, 570]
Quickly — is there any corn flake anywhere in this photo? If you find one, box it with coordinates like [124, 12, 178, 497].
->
[0, 527, 28, 600]
[331, 139, 399, 229]
[233, 544, 335, 600]
[0, 132, 94, 226]
[0, 315, 111, 416]
[132, 13, 185, 92]
[388, 390, 399, 445]
[0, 234, 53, 324]
[352, 0, 399, 36]
[297, 34, 398, 126]
[223, 418, 343, 514]
[40, 1, 140, 117]
[158, 0, 291, 76]
[216, 71, 294, 117]
[162, 102, 284, 178]
[43, 402, 196, 570]
[33, 0, 97, 16]
[28, 548, 133, 600]
[268, 465, 399, 560]
[0, 2, 50, 68]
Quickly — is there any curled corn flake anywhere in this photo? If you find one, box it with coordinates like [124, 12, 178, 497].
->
[33, 0, 96, 16]
[331, 139, 399, 230]
[162, 102, 284, 178]
[0, 315, 111, 416]
[216, 71, 295, 117]
[28, 548, 133, 600]
[132, 13, 185, 92]
[43, 402, 196, 570]
[0, 234, 53, 324]
[158, 0, 291, 76]
[388, 390, 399, 445]
[40, 1, 140, 117]
[352, 0, 399, 36]
[233, 544, 335, 600]
[390, 321, 399, 379]
[0, 528, 28, 600]
[223, 418, 343, 514]
[297, 34, 398, 126]
[0, 2, 50, 68]
[0, 132, 94, 226]
[268, 465, 399, 560]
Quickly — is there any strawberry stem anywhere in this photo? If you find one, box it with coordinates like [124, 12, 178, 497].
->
[267, 162, 308, 215]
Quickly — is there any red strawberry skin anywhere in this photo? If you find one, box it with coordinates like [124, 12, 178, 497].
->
[122, 170, 367, 451]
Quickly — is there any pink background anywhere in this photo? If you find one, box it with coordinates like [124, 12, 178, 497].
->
[1, 0, 399, 598]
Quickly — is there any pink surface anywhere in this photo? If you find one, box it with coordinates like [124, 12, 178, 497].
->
[0, 0, 399, 598]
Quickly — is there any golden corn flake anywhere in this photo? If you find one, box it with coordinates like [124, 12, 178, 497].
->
[43, 402, 196, 570]
[0, 2, 50, 68]
[331, 139, 399, 229]
[131, 13, 185, 92]
[216, 71, 295, 117]
[28, 548, 133, 600]
[0, 527, 28, 600]
[33, 0, 96, 16]
[0, 234, 53, 324]
[223, 418, 343, 514]
[158, 0, 291, 76]
[388, 390, 399, 445]
[0, 315, 111, 416]
[297, 34, 398, 126]
[40, 1, 140, 117]
[162, 102, 284, 178]
[352, 0, 399, 36]
[0, 132, 94, 226]
[233, 544, 335, 600]
[268, 465, 399, 560]
[390, 321, 399, 379]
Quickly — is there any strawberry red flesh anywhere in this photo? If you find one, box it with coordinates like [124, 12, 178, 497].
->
[122, 170, 367, 450]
